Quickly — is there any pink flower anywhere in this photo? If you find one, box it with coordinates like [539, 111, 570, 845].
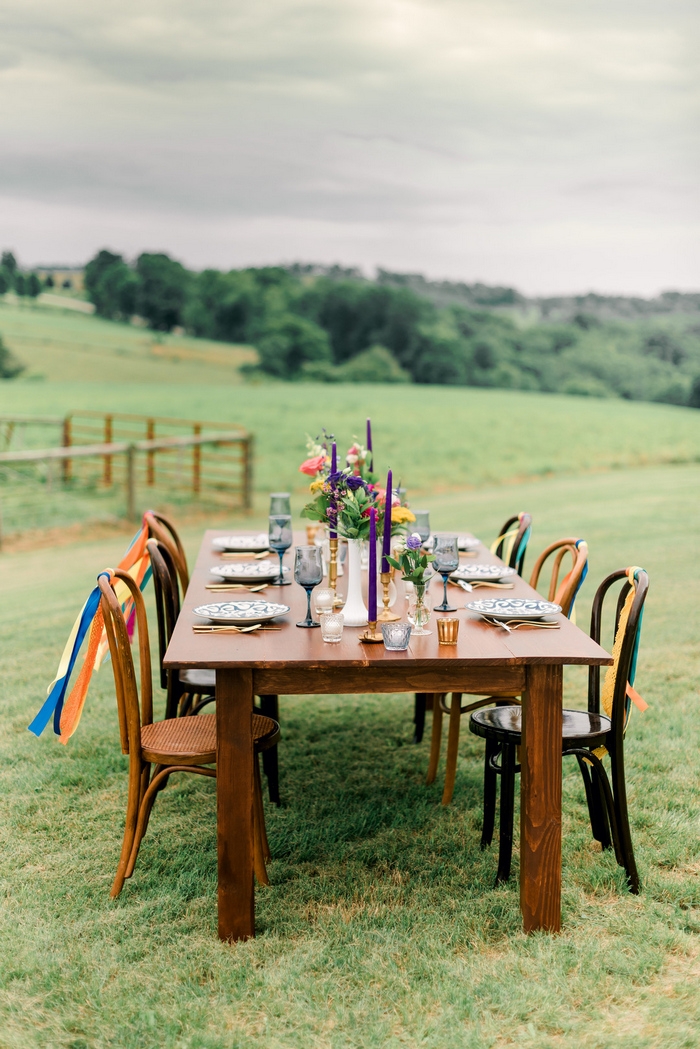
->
[299, 454, 326, 476]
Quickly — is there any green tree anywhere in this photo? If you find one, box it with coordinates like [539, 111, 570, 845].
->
[255, 316, 332, 378]
[689, 376, 700, 409]
[0, 335, 24, 378]
[136, 253, 190, 331]
[14, 272, 26, 296]
[27, 273, 42, 299]
[43, 274, 54, 288]
[1, 251, 17, 274]
[0, 269, 10, 295]
[85, 250, 126, 314]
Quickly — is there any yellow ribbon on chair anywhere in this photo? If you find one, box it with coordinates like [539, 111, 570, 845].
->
[592, 566, 647, 759]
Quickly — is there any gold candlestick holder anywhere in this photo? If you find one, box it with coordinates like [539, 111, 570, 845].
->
[360, 620, 383, 643]
[328, 537, 343, 607]
[378, 570, 400, 621]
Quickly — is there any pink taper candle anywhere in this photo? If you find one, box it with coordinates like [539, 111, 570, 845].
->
[329, 441, 337, 539]
[368, 508, 377, 622]
[381, 468, 392, 574]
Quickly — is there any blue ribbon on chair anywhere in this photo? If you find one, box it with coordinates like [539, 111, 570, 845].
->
[567, 539, 589, 620]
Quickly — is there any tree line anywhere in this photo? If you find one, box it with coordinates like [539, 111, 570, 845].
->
[36, 249, 700, 407]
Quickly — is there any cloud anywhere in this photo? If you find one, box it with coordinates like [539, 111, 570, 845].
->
[0, 0, 697, 292]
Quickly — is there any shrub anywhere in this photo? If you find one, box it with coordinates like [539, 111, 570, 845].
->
[255, 316, 332, 378]
[0, 335, 24, 378]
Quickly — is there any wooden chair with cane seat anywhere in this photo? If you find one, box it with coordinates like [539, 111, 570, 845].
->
[426, 536, 589, 807]
[146, 510, 190, 593]
[412, 512, 534, 746]
[469, 567, 649, 889]
[99, 568, 279, 898]
[147, 537, 282, 805]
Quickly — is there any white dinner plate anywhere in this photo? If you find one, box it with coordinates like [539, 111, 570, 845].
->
[210, 562, 289, 582]
[211, 534, 269, 553]
[451, 564, 517, 582]
[466, 598, 561, 621]
[193, 600, 290, 625]
[424, 535, 481, 552]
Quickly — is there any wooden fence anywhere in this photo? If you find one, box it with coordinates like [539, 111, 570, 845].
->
[0, 412, 253, 543]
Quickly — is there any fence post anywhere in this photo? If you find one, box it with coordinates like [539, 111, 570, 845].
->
[62, 415, 72, 483]
[104, 415, 113, 485]
[126, 446, 136, 520]
[243, 434, 253, 510]
[146, 418, 155, 486]
[193, 424, 201, 494]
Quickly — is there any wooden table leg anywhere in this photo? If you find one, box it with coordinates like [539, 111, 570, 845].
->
[520, 664, 562, 932]
[216, 668, 255, 941]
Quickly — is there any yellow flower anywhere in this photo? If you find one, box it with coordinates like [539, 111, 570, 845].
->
[309, 479, 325, 492]
[391, 506, 416, 524]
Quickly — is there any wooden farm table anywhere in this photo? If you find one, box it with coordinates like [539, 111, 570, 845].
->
[164, 530, 612, 941]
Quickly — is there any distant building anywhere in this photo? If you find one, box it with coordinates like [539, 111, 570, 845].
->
[35, 267, 85, 292]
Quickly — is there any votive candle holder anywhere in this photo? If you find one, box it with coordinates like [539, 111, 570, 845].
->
[320, 612, 344, 643]
[381, 621, 412, 651]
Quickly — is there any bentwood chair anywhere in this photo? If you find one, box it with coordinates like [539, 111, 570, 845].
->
[147, 538, 282, 805]
[492, 512, 532, 575]
[469, 567, 649, 890]
[412, 512, 533, 746]
[146, 510, 190, 593]
[99, 568, 279, 898]
[425, 536, 589, 806]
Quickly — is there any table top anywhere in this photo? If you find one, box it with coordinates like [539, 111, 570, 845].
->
[163, 530, 612, 671]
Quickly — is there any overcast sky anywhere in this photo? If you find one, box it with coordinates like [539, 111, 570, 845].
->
[1, 0, 698, 294]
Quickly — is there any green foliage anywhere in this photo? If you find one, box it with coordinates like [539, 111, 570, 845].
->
[302, 344, 410, 383]
[1, 250, 17, 273]
[0, 333, 24, 378]
[0, 268, 10, 295]
[13, 271, 26, 296]
[26, 273, 42, 299]
[135, 253, 190, 331]
[689, 376, 700, 409]
[84, 249, 137, 321]
[254, 315, 332, 378]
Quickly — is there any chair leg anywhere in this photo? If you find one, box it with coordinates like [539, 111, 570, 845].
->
[441, 693, 463, 806]
[496, 743, 516, 884]
[259, 694, 281, 806]
[609, 749, 640, 894]
[576, 754, 611, 849]
[125, 767, 173, 879]
[426, 694, 443, 784]
[253, 760, 270, 885]
[110, 761, 146, 898]
[413, 693, 427, 743]
[481, 739, 499, 849]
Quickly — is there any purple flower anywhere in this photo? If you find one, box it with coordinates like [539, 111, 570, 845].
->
[345, 475, 367, 491]
[406, 534, 422, 551]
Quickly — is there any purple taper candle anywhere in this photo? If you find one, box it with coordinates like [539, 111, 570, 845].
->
[368, 507, 377, 622]
[366, 418, 372, 453]
[329, 441, 337, 539]
[381, 468, 392, 574]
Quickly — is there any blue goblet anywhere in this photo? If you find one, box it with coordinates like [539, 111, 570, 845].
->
[433, 534, 459, 612]
[294, 545, 324, 627]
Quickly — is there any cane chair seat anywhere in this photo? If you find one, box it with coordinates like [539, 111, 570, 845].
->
[140, 712, 279, 765]
[470, 706, 611, 751]
[179, 668, 216, 692]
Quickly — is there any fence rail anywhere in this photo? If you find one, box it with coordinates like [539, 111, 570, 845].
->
[0, 412, 254, 544]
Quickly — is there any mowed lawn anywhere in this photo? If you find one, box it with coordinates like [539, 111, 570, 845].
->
[1, 456, 699, 1049]
[1, 301, 700, 1046]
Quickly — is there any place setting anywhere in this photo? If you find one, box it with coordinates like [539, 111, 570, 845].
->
[449, 563, 517, 591]
[191, 599, 290, 634]
[466, 597, 562, 632]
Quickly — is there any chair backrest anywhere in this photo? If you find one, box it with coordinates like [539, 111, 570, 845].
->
[493, 512, 532, 574]
[588, 568, 649, 746]
[99, 570, 153, 757]
[146, 511, 189, 592]
[146, 538, 181, 692]
[529, 538, 588, 618]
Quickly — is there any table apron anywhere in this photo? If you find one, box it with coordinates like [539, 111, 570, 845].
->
[250, 666, 526, 696]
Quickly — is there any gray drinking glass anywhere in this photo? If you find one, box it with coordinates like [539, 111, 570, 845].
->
[433, 534, 459, 611]
[413, 510, 431, 545]
[294, 545, 324, 627]
[269, 514, 293, 585]
[269, 492, 292, 516]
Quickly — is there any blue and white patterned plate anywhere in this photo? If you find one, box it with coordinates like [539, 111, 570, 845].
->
[193, 600, 290, 624]
[459, 536, 481, 551]
[466, 598, 561, 621]
[210, 562, 289, 582]
[451, 564, 517, 582]
[212, 534, 269, 553]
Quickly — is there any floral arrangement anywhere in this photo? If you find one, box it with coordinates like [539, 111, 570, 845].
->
[387, 533, 434, 584]
[298, 430, 415, 540]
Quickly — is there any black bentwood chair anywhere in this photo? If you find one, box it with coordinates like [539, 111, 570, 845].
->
[469, 567, 649, 891]
[147, 537, 282, 805]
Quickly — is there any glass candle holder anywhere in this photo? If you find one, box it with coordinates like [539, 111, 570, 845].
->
[320, 611, 344, 643]
[381, 621, 412, 651]
[436, 617, 459, 645]
[315, 587, 335, 614]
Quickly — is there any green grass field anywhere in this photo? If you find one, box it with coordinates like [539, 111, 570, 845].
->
[1, 301, 700, 1048]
